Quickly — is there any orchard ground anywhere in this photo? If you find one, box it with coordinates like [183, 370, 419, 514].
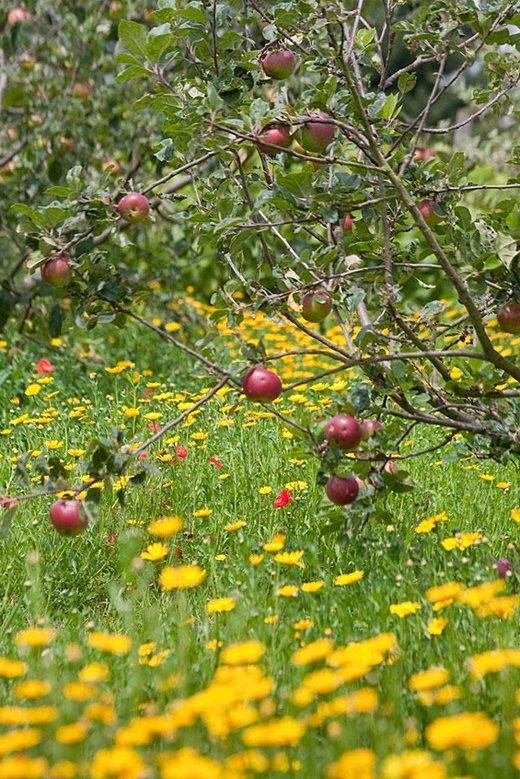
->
[0, 299, 519, 778]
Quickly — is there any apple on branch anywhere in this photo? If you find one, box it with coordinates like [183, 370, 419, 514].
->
[117, 192, 150, 223]
[49, 499, 88, 536]
[242, 366, 282, 402]
[259, 49, 297, 80]
[41, 255, 72, 288]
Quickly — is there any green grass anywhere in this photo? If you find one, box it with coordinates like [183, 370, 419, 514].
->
[0, 321, 519, 777]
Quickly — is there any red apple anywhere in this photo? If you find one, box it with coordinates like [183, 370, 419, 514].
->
[7, 7, 31, 24]
[242, 366, 282, 402]
[259, 49, 296, 80]
[49, 499, 87, 536]
[359, 419, 382, 441]
[257, 125, 292, 156]
[41, 256, 72, 288]
[300, 111, 335, 153]
[414, 148, 435, 161]
[497, 302, 520, 335]
[342, 213, 354, 232]
[418, 199, 440, 223]
[325, 475, 359, 505]
[325, 414, 362, 450]
[117, 192, 150, 223]
[301, 289, 332, 323]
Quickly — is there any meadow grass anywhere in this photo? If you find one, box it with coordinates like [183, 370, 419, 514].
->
[0, 315, 519, 777]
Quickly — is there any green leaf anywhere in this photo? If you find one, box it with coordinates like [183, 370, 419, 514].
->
[116, 65, 150, 83]
[118, 20, 147, 59]
[49, 304, 64, 339]
[397, 72, 417, 94]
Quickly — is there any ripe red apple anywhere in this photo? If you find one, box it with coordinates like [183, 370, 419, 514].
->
[359, 419, 382, 441]
[300, 112, 335, 153]
[342, 213, 354, 232]
[301, 290, 332, 323]
[41, 256, 72, 288]
[259, 49, 296, 80]
[49, 499, 87, 536]
[7, 7, 31, 24]
[418, 199, 440, 223]
[117, 192, 150, 223]
[242, 366, 282, 402]
[497, 302, 520, 335]
[324, 414, 362, 450]
[414, 148, 435, 161]
[325, 475, 359, 505]
[257, 125, 292, 156]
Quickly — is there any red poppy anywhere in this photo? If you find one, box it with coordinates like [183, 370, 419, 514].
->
[209, 456, 224, 469]
[36, 358, 54, 375]
[0, 496, 19, 509]
[148, 422, 162, 432]
[138, 452, 148, 461]
[176, 445, 188, 460]
[274, 488, 292, 509]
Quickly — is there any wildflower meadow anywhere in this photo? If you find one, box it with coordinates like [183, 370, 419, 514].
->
[1, 1, 520, 777]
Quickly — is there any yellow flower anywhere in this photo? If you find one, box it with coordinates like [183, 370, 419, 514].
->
[441, 531, 483, 551]
[121, 406, 139, 418]
[0, 658, 26, 678]
[408, 667, 449, 692]
[91, 747, 144, 779]
[258, 486, 272, 495]
[0, 706, 57, 726]
[13, 679, 51, 700]
[0, 727, 41, 756]
[292, 639, 334, 667]
[450, 366, 463, 380]
[277, 585, 299, 598]
[15, 627, 55, 648]
[426, 711, 498, 751]
[263, 533, 286, 552]
[159, 564, 206, 591]
[424, 582, 464, 603]
[55, 722, 88, 745]
[511, 508, 520, 523]
[249, 553, 264, 566]
[382, 750, 446, 778]
[389, 601, 421, 618]
[301, 581, 324, 593]
[140, 542, 168, 562]
[427, 617, 448, 636]
[335, 570, 364, 586]
[225, 519, 246, 532]
[88, 632, 131, 656]
[25, 383, 42, 396]
[206, 597, 236, 614]
[294, 619, 313, 631]
[220, 640, 265, 665]
[78, 663, 109, 684]
[164, 321, 181, 332]
[242, 716, 305, 747]
[326, 748, 376, 779]
[274, 550, 305, 568]
[193, 508, 212, 518]
[147, 516, 183, 537]
[158, 748, 222, 778]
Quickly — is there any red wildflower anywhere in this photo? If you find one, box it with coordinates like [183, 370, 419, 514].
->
[138, 452, 148, 461]
[141, 387, 156, 398]
[148, 422, 162, 432]
[0, 496, 18, 510]
[209, 456, 224, 469]
[274, 488, 292, 509]
[176, 445, 188, 461]
[36, 358, 54, 375]
[108, 533, 116, 545]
